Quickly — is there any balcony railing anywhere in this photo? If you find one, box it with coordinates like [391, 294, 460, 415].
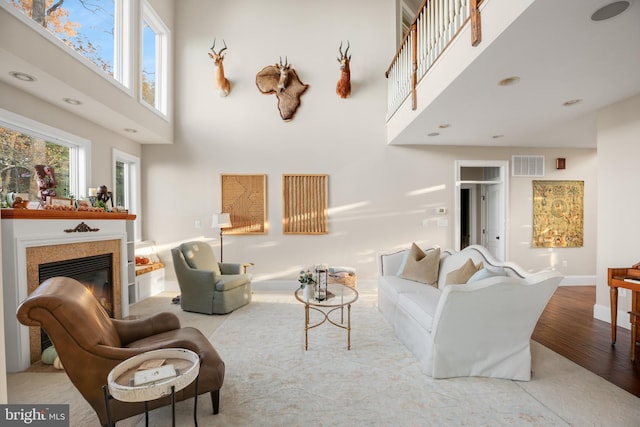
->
[385, 0, 483, 121]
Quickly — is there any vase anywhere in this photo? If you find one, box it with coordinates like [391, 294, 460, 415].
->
[302, 284, 314, 300]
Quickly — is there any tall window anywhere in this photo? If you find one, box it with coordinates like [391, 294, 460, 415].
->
[140, 0, 169, 115]
[113, 149, 140, 240]
[3, 0, 131, 88]
[0, 109, 89, 204]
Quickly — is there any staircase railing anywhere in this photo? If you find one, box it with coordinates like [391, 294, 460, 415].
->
[385, 0, 483, 121]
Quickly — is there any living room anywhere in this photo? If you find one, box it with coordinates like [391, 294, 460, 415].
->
[0, 0, 639, 423]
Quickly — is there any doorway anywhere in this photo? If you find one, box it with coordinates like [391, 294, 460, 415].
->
[454, 160, 508, 261]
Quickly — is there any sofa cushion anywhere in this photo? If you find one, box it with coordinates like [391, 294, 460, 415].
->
[399, 244, 440, 285]
[445, 258, 482, 284]
[396, 287, 442, 333]
[180, 242, 221, 275]
[215, 274, 250, 291]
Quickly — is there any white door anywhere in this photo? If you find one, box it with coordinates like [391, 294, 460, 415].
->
[483, 183, 505, 261]
[455, 160, 509, 258]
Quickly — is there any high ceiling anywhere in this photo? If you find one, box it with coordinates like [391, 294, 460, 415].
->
[388, 0, 640, 148]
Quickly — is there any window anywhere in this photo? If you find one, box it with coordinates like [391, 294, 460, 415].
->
[113, 149, 140, 241]
[2, 0, 131, 88]
[140, 1, 169, 115]
[0, 109, 89, 204]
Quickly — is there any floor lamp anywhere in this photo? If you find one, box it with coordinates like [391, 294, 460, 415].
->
[212, 213, 232, 262]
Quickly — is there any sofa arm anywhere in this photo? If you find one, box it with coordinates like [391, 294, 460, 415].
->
[378, 249, 407, 276]
[429, 273, 561, 379]
[219, 262, 252, 274]
[113, 312, 181, 346]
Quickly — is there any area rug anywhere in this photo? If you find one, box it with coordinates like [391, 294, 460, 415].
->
[7, 282, 640, 426]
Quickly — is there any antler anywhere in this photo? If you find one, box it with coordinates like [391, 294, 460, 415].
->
[210, 39, 228, 56]
[338, 41, 351, 61]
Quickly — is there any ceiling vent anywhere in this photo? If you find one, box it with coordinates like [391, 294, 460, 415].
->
[512, 155, 545, 177]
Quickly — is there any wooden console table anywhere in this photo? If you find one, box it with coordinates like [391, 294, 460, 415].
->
[607, 267, 640, 345]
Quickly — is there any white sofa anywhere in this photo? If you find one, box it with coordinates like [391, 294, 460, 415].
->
[377, 244, 562, 381]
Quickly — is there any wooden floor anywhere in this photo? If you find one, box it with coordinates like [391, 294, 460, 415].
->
[532, 286, 640, 398]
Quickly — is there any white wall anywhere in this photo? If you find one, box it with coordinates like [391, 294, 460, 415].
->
[139, 0, 598, 282]
[0, 81, 141, 185]
[594, 94, 640, 326]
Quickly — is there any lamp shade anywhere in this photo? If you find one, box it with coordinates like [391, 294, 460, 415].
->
[212, 213, 232, 229]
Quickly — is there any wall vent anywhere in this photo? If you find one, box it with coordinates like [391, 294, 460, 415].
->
[512, 155, 545, 177]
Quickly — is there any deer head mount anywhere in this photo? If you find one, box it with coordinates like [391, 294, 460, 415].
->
[256, 57, 309, 121]
[208, 39, 231, 97]
[336, 41, 351, 99]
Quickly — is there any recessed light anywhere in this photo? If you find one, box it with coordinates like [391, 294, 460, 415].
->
[498, 76, 520, 86]
[9, 71, 36, 82]
[562, 99, 582, 106]
[591, 1, 629, 21]
[63, 98, 82, 105]
[427, 132, 440, 137]
[438, 124, 451, 129]
[124, 128, 138, 133]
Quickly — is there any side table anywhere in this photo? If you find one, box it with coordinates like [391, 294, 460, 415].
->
[103, 348, 200, 427]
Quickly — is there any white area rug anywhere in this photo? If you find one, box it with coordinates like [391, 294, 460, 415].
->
[8, 281, 640, 426]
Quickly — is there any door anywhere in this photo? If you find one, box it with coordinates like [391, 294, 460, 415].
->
[483, 183, 505, 260]
[455, 161, 508, 261]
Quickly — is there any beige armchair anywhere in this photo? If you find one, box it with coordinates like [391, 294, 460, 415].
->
[171, 241, 252, 314]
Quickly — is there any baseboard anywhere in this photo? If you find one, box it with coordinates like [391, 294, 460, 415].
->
[559, 275, 595, 286]
[593, 303, 630, 330]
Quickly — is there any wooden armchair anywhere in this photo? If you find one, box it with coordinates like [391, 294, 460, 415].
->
[16, 277, 225, 426]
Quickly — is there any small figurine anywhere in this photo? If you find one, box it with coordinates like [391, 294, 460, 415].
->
[34, 164, 57, 204]
[12, 196, 29, 209]
[96, 185, 112, 207]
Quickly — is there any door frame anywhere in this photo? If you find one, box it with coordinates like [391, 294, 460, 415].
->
[454, 160, 509, 260]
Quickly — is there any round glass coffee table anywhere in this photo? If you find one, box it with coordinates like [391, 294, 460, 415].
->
[294, 283, 359, 350]
[104, 348, 200, 427]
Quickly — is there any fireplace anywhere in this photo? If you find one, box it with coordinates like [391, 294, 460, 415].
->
[39, 253, 114, 317]
[25, 239, 123, 365]
[1, 209, 134, 372]
[38, 253, 114, 353]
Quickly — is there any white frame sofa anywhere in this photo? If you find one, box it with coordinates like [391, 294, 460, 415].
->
[377, 244, 562, 380]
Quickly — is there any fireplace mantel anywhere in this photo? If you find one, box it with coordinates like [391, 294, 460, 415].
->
[1, 208, 135, 372]
[1, 208, 135, 221]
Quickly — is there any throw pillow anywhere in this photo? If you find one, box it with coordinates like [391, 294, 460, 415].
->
[399, 243, 440, 285]
[445, 258, 482, 284]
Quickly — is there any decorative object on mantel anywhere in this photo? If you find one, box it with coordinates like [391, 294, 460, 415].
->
[336, 41, 351, 99]
[34, 164, 57, 205]
[45, 197, 75, 211]
[96, 185, 113, 209]
[11, 196, 29, 209]
[256, 57, 309, 121]
[208, 39, 231, 97]
[64, 222, 100, 233]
